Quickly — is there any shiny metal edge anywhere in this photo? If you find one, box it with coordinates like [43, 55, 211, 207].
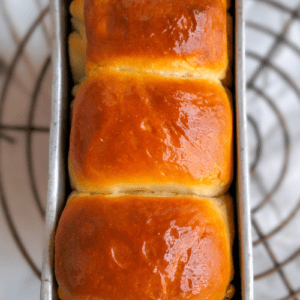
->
[236, 0, 254, 299]
[40, 0, 67, 299]
[40, 0, 254, 299]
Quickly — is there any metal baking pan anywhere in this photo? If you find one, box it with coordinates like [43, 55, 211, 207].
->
[40, 0, 254, 299]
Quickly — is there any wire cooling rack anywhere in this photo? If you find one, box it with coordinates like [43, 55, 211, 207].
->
[0, 0, 51, 290]
[246, 0, 300, 299]
[1, 0, 300, 299]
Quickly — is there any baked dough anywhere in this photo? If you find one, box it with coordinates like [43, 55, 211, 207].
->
[55, 193, 234, 300]
[58, 1, 235, 299]
[69, 69, 233, 196]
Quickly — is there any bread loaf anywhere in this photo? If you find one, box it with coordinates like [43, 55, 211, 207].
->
[56, 0, 235, 299]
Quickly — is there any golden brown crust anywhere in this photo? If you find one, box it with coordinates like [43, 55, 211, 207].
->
[55, 194, 234, 300]
[69, 69, 233, 196]
[63, 1, 235, 299]
[85, 0, 228, 79]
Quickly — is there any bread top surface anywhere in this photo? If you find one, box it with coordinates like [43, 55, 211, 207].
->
[84, 0, 227, 78]
[55, 193, 234, 300]
[69, 69, 233, 195]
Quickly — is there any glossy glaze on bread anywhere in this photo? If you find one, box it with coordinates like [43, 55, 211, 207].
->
[56, 194, 234, 300]
[69, 70, 232, 196]
[68, 0, 233, 196]
[57, 0, 235, 299]
[85, 0, 227, 78]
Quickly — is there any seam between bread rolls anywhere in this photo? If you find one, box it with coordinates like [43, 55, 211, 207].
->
[90, 65, 227, 82]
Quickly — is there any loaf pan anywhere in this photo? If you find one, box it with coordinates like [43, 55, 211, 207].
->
[40, 0, 254, 299]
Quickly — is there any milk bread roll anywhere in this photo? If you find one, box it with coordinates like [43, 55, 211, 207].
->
[69, 69, 233, 196]
[55, 193, 235, 300]
[68, 0, 232, 89]
[84, 0, 228, 79]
